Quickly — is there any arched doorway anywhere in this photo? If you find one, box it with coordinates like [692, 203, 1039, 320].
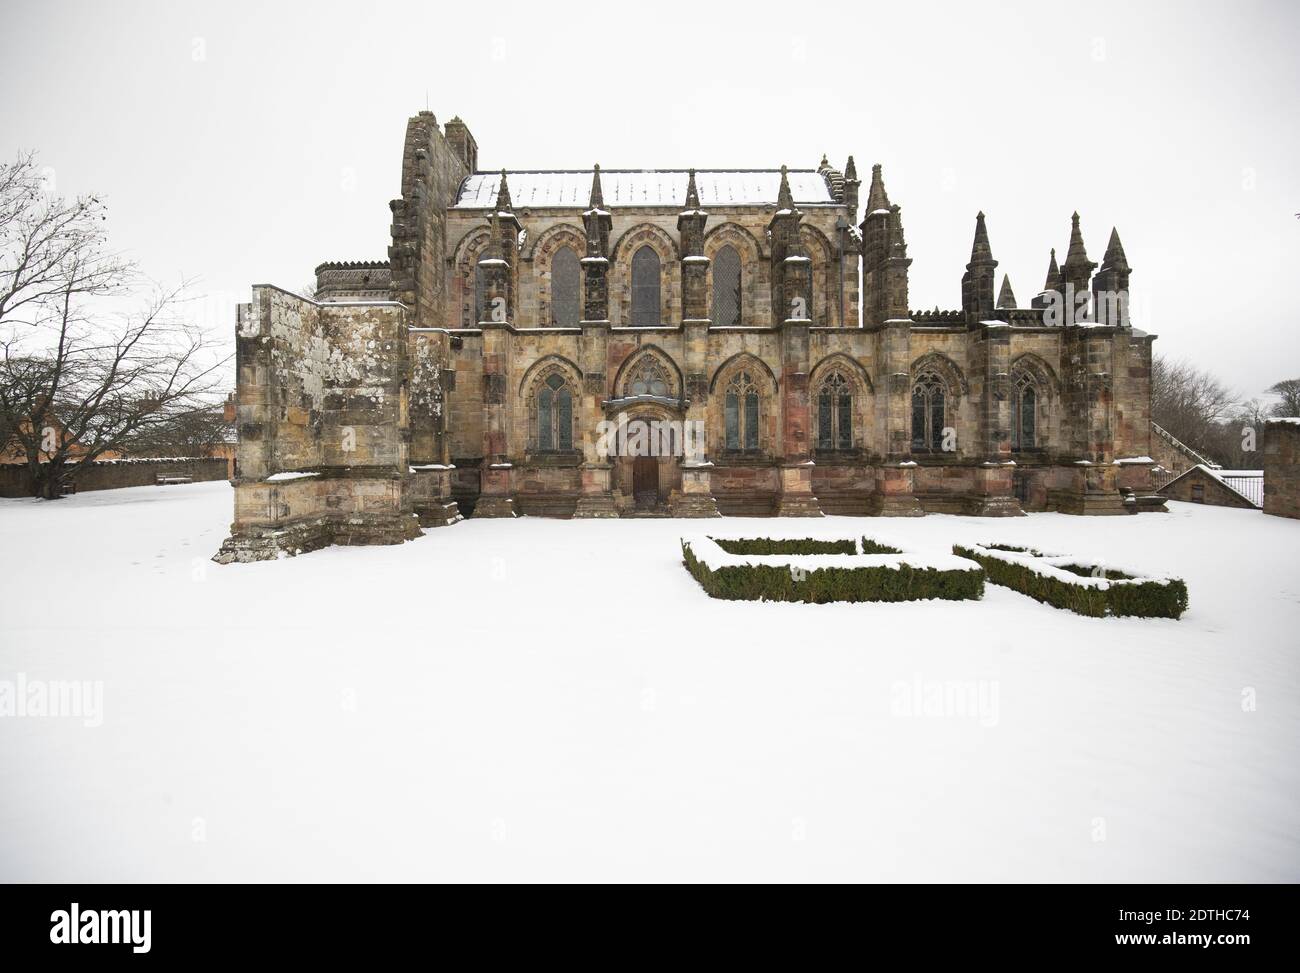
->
[633, 456, 659, 510]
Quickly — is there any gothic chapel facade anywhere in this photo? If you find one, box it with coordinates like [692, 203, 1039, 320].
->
[218, 112, 1163, 561]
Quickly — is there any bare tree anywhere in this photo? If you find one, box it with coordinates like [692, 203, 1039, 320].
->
[1268, 378, 1300, 418]
[0, 153, 228, 498]
[122, 399, 233, 458]
[1151, 355, 1238, 459]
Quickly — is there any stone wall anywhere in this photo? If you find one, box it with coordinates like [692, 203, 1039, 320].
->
[216, 286, 455, 561]
[0, 458, 228, 498]
[1158, 467, 1257, 510]
[1263, 419, 1300, 519]
[389, 113, 471, 328]
[446, 208, 854, 330]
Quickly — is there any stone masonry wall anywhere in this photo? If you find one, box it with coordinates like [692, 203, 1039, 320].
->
[1263, 419, 1300, 519]
[0, 458, 228, 498]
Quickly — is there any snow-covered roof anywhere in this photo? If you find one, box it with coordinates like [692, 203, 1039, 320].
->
[1160, 464, 1263, 508]
[453, 170, 837, 210]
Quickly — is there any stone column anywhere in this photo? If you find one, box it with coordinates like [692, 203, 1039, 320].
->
[869, 320, 924, 516]
[1053, 328, 1126, 515]
[968, 323, 1023, 516]
[669, 170, 721, 517]
[672, 317, 721, 517]
[573, 318, 617, 518]
[762, 170, 821, 517]
[472, 181, 520, 518]
[573, 165, 620, 518]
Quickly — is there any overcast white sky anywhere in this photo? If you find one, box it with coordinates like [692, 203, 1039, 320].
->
[3, 0, 1297, 398]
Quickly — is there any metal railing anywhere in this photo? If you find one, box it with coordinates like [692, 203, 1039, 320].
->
[1220, 474, 1263, 508]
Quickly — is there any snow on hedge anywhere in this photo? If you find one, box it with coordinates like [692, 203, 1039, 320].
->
[687, 535, 981, 574]
[958, 543, 1178, 589]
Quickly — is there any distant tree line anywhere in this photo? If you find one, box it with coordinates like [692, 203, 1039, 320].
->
[1152, 357, 1298, 469]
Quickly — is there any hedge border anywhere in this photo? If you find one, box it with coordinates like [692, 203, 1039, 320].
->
[682, 536, 985, 604]
[953, 543, 1188, 619]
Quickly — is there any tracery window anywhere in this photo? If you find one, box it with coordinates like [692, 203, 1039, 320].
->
[630, 246, 661, 326]
[551, 247, 581, 327]
[1011, 373, 1038, 451]
[712, 245, 741, 327]
[911, 372, 947, 451]
[724, 371, 761, 452]
[474, 260, 488, 323]
[816, 372, 853, 451]
[627, 359, 671, 398]
[537, 372, 574, 452]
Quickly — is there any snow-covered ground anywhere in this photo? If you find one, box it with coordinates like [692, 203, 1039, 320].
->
[1, 481, 1297, 882]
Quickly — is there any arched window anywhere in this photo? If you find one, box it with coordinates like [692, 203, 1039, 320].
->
[725, 371, 760, 452]
[627, 359, 671, 398]
[1012, 375, 1037, 451]
[537, 372, 574, 452]
[911, 373, 947, 451]
[817, 372, 853, 451]
[630, 246, 661, 326]
[551, 247, 581, 327]
[474, 261, 489, 323]
[712, 245, 741, 326]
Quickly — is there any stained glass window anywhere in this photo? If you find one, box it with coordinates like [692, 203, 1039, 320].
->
[538, 372, 573, 452]
[816, 372, 852, 450]
[630, 246, 661, 326]
[725, 371, 761, 451]
[551, 247, 580, 327]
[712, 245, 741, 326]
[911, 373, 947, 451]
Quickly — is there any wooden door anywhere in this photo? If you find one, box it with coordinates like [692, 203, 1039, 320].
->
[633, 456, 658, 509]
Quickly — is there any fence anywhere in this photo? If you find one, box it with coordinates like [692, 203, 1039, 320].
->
[1219, 474, 1263, 508]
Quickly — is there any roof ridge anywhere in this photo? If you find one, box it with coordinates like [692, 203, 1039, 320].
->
[1161, 463, 1260, 507]
[467, 167, 823, 175]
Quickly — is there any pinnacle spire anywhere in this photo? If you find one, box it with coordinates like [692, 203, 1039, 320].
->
[889, 204, 907, 251]
[970, 211, 993, 263]
[588, 163, 605, 210]
[1043, 248, 1061, 289]
[494, 169, 512, 212]
[997, 274, 1017, 309]
[865, 163, 890, 212]
[819, 153, 829, 168]
[1102, 226, 1130, 271]
[844, 155, 858, 181]
[776, 164, 794, 210]
[684, 168, 701, 209]
[1064, 211, 1090, 267]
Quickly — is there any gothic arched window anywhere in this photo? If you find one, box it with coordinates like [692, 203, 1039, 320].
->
[537, 372, 574, 452]
[911, 373, 947, 451]
[1012, 375, 1037, 451]
[712, 245, 741, 326]
[551, 247, 581, 327]
[630, 246, 661, 326]
[627, 359, 671, 398]
[474, 260, 489, 323]
[817, 372, 853, 451]
[725, 371, 761, 452]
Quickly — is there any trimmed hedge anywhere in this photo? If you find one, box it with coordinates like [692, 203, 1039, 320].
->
[682, 539, 985, 604]
[954, 544, 1188, 619]
[713, 537, 857, 555]
[860, 537, 903, 555]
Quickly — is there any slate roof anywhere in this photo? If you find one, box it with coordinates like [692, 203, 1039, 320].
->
[453, 170, 838, 209]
